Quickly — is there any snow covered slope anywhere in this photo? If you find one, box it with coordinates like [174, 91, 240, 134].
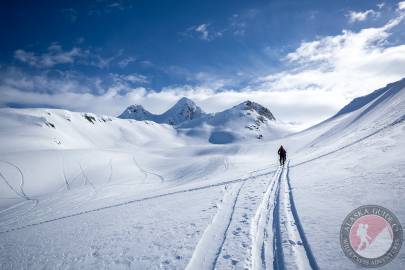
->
[0, 78, 404, 269]
[119, 97, 207, 125]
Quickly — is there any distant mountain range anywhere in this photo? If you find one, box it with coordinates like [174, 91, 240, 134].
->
[118, 98, 287, 143]
[119, 97, 207, 125]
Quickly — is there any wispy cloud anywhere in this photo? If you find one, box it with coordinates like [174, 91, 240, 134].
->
[111, 73, 149, 85]
[181, 23, 223, 41]
[88, 0, 131, 16]
[117, 56, 136, 68]
[14, 43, 117, 69]
[347, 9, 379, 23]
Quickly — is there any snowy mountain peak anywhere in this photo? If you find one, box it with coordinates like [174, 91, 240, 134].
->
[118, 97, 207, 125]
[233, 100, 276, 121]
[118, 104, 153, 120]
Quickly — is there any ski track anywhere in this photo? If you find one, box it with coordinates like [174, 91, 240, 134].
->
[250, 166, 282, 270]
[185, 181, 245, 270]
[78, 162, 97, 194]
[0, 160, 30, 201]
[281, 162, 319, 270]
[107, 158, 113, 183]
[132, 156, 164, 183]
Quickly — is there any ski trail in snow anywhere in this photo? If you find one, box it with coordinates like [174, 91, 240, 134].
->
[132, 156, 164, 183]
[0, 170, 25, 200]
[107, 158, 113, 183]
[278, 161, 319, 270]
[185, 182, 245, 270]
[272, 167, 284, 270]
[61, 156, 71, 191]
[78, 162, 96, 193]
[250, 166, 283, 270]
[0, 160, 30, 201]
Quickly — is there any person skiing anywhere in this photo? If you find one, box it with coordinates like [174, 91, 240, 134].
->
[278, 145, 286, 166]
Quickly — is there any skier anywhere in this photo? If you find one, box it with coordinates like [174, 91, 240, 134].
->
[278, 145, 286, 166]
[356, 223, 372, 251]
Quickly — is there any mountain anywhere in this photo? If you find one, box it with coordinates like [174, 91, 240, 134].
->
[296, 77, 405, 151]
[119, 98, 290, 143]
[178, 100, 291, 143]
[119, 97, 207, 125]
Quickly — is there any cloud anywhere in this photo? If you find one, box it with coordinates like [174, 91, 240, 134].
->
[255, 12, 405, 110]
[347, 9, 379, 22]
[229, 14, 247, 36]
[182, 23, 223, 41]
[228, 9, 258, 36]
[110, 73, 149, 85]
[14, 45, 82, 68]
[14, 43, 116, 69]
[88, 0, 131, 16]
[117, 56, 136, 68]
[195, 24, 210, 40]
[398, 1, 405, 11]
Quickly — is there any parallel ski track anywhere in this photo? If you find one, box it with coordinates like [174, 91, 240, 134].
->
[250, 166, 283, 270]
[185, 181, 246, 270]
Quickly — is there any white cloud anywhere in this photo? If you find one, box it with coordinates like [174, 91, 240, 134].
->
[398, 1, 405, 10]
[111, 73, 148, 84]
[252, 12, 405, 124]
[117, 56, 136, 68]
[377, 3, 385, 9]
[195, 24, 210, 40]
[229, 14, 247, 36]
[348, 9, 379, 22]
[182, 23, 223, 41]
[14, 43, 115, 69]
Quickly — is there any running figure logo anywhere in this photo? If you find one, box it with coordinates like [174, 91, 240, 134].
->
[340, 205, 403, 268]
[356, 223, 372, 252]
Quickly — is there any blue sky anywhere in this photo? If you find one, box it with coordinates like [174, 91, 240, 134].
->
[1, 0, 405, 128]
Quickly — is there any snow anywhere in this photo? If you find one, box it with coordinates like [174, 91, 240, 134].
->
[0, 78, 404, 269]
